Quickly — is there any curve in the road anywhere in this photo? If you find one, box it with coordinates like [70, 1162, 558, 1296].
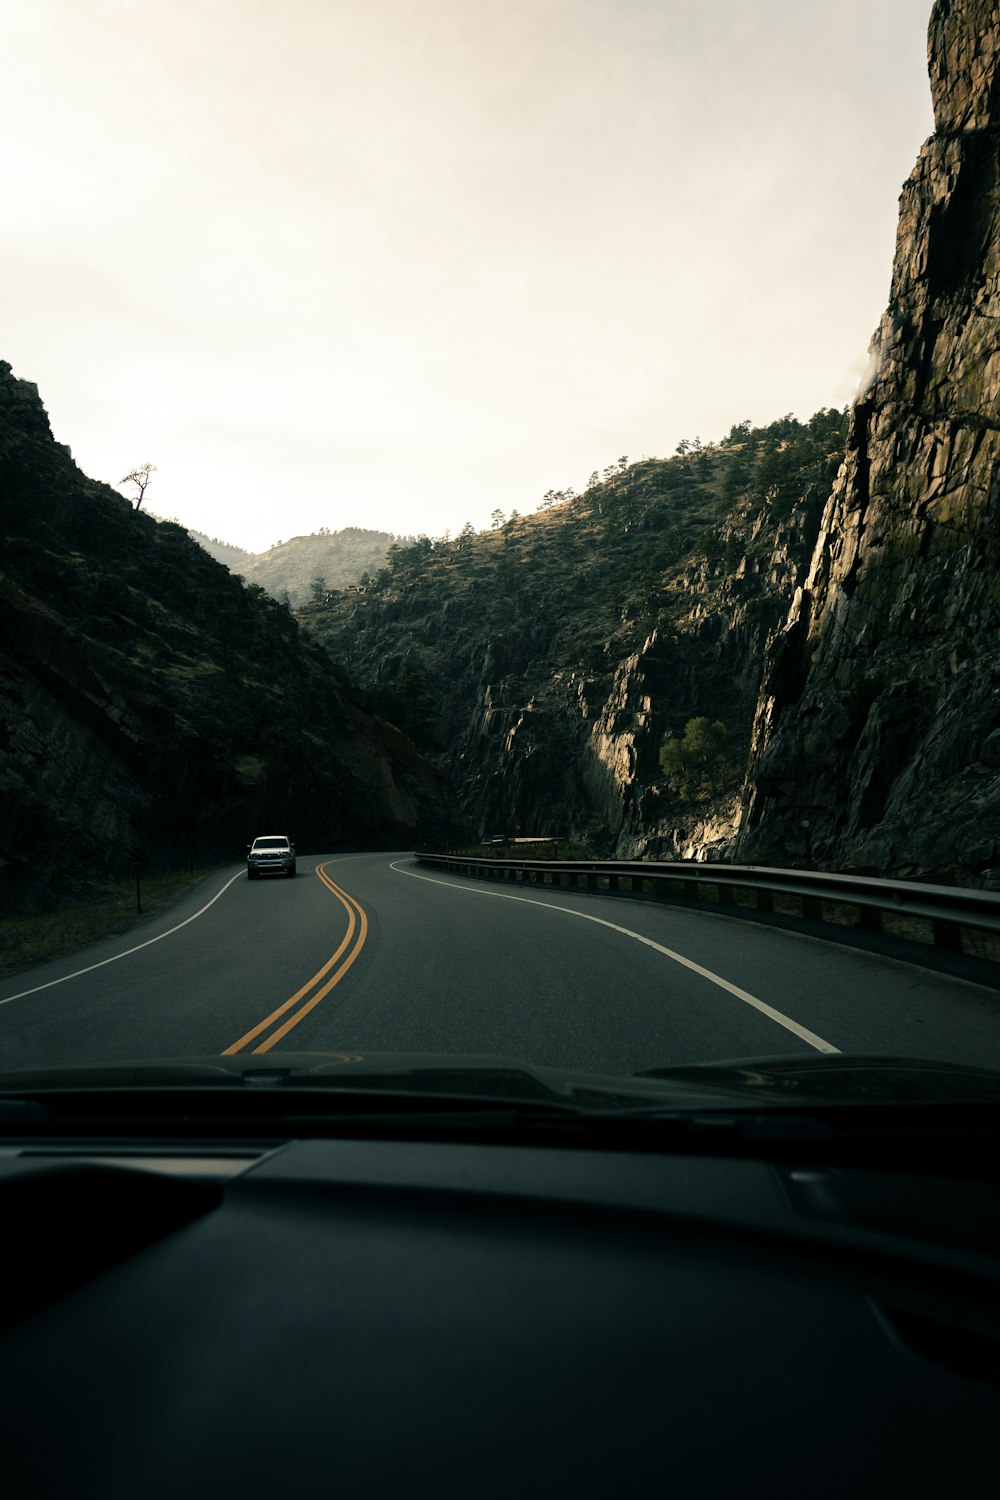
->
[222, 862, 369, 1056]
[390, 860, 840, 1055]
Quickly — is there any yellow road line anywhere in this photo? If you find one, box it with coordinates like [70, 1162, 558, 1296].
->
[222, 863, 369, 1056]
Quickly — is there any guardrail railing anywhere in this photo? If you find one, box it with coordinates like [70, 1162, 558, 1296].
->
[416, 853, 1000, 969]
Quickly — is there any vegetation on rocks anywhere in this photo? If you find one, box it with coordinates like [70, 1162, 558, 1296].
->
[659, 718, 738, 801]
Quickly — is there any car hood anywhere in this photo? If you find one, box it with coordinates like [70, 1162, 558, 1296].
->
[1, 1050, 1000, 1111]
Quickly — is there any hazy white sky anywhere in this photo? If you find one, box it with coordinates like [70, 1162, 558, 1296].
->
[4, 0, 934, 552]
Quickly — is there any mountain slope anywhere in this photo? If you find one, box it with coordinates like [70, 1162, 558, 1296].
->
[0, 361, 465, 910]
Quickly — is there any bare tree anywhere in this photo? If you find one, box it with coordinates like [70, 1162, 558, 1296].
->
[120, 462, 157, 510]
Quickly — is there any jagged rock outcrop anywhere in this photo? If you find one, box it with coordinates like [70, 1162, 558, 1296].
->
[579, 485, 826, 856]
[737, 0, 1000, 878]
[0, 361, 466, 909]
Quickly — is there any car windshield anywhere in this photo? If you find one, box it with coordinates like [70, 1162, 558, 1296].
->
[2, 0, 999, 1113]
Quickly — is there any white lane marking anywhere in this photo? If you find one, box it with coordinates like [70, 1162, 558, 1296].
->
[0, 869, 247, 1007]
[390, 860, 840, 1054]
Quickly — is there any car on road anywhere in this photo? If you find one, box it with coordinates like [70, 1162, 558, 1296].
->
[246, 835, 296, 879]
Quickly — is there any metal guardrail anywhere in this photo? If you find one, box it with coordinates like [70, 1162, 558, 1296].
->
[416, 853, 1000, 964]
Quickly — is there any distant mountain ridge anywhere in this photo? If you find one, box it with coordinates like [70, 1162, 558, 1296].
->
[181, 526, 252, 571]
[174, 524, 398, 607]
[234, 527, 398, 605]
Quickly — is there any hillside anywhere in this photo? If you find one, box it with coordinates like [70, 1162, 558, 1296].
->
[305, 412, 846, 854]
[0, 361, 466, 911]
[236, 527, 397, 605]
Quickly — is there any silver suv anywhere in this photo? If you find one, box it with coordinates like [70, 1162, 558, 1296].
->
[247, 835, 297, 879]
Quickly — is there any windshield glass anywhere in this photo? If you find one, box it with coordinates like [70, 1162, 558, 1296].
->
[3, 0, 999, 1107]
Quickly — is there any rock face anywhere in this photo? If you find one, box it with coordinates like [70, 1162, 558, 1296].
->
[0, 362, 466, 910]
[736, 0, 1000, 878]
[458, 490, 826, 857]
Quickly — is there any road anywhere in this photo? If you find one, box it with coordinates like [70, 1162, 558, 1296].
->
[2, 852, 1000, 1075]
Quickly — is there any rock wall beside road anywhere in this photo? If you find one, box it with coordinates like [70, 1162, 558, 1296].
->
[736, 0, 1000, 879]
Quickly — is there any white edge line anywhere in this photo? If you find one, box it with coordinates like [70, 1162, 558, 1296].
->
[0, 869, 247, 1008]
[390, 859, 840, 1055]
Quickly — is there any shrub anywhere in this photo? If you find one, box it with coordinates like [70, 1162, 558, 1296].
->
[659, 717, 738, 799]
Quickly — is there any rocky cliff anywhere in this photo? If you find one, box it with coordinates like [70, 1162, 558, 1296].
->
[736, 0, 1000, 880]
[0, 362, 466, 910]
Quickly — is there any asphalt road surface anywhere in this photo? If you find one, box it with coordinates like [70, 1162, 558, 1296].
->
[2, 852, 1000, 1075]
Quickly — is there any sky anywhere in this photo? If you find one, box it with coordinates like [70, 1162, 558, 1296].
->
[4, 0, 935, 553]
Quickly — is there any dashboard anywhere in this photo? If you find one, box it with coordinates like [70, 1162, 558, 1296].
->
[2, 1127, 997, 1497]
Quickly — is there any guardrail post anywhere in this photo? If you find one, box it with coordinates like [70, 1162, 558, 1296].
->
[609, 873, 619, 891]
[802, 894, 823, 921]
[756, 889, 774, 913]
[932, 917, 962, 951]
[859, 907, 881, 935]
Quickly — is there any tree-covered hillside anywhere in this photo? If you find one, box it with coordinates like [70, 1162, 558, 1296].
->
[305, 409, 847, 852]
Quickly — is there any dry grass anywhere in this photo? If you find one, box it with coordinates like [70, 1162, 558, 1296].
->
[0, 866, 230, 980]
[880, 911, 935, 945]
[960, 927, 1000, 963]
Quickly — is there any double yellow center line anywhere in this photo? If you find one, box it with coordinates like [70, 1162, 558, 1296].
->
[223, 862, 368, 1055]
